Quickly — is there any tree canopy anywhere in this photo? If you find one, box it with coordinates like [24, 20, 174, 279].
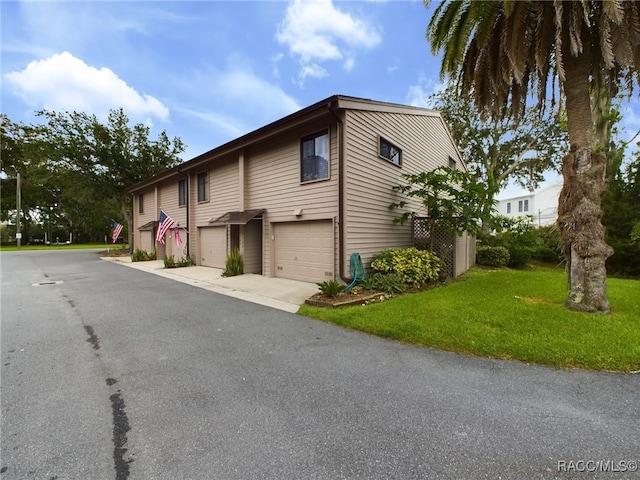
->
[1, 110, 185, 243]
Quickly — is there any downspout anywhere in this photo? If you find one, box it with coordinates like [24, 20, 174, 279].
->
[177, 167, 190, 256]
[327, 101, 351, 284]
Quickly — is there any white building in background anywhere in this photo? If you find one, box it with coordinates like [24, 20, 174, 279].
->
[495, 180, 563, 227]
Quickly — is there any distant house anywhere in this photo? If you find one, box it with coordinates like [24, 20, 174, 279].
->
[127, 95, 476, 284]
[495, 181, 563, 227]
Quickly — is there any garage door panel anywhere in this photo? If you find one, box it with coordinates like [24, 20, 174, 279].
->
[200, 226, 226, 268]
[274, 221, 333, 283]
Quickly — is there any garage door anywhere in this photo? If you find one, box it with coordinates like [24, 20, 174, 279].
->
[274, 220, 333, 283]
[199, 226, 227, 268]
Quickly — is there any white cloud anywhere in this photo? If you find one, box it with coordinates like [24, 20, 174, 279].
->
[276, 0, 381, 83]
[179, 67, 301, 141]
[4, 52, 169, 122]
[405, 77, 446, 108]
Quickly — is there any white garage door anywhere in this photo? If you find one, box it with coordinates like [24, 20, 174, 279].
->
[200, 226, 227, 268]
[274, 220, 333, 283]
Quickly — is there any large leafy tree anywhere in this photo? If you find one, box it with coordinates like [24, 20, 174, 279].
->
[427, 0, 640, 313]
[1, 110, 185, 243]
[429, 85, 567, 232]
[37, 109, 185, 243]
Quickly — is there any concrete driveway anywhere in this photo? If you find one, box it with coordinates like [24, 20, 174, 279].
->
[103, 256, 319, 312]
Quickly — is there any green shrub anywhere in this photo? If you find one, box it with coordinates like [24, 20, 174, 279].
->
[361, 272, 405, 294]
[131, 249, 156, 262]
[477, 246, 510, 267]
[164, 254, 194, 268]
[222, 249, 243, 277]
[176, 255, 194, 267]
[530, 225, 564, 264]
[371, 247, 441, 287]
[316, 280, 344, 297]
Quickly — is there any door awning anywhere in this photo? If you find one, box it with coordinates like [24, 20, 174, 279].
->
[138, 221, 156, 231]
[209, 209, 265, 226]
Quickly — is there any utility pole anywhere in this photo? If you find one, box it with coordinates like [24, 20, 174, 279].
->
[16, 172, 21, 250]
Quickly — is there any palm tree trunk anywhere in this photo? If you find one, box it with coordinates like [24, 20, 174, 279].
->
[557, 38, 613, 313]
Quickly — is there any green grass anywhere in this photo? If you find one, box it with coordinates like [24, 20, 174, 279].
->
[0, 243, 125, 251]
[298, 265, 640, 372]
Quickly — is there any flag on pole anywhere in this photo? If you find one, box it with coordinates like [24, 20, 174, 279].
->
[155, 210, 175, 245]
[174, 226, 183, 248]
[111, 221, 123, 244]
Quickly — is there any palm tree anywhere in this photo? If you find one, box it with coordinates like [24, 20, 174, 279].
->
[427, 0, 640, 313]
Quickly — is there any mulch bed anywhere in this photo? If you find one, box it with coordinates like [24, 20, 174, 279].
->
[305, 291, 389, 308]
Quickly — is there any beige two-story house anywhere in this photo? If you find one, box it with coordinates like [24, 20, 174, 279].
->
[127, 95, 475, 284]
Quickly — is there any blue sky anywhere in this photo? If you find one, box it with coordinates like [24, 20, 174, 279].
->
[2, 0, 638, 197]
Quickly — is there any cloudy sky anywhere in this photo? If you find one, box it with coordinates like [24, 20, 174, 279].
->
[2, 0, 638, 194]
[2, 0, 446, 160]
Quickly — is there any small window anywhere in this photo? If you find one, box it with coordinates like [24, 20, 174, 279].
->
[178, 179, 187, 206]
[138, 193, 144, 214]
[379, 137, 402, 166]
[197, 172, 208, 202]
[507, 202, 511, 214]
[524, 199, 529, 212]
[518, 200, 523, 212]
[301, 130, 329, 182]
[449, 157, 456, 169]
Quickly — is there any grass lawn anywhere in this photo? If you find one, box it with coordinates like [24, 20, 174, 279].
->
[0, 243, 126, 251]
[298, 264, 640, 372]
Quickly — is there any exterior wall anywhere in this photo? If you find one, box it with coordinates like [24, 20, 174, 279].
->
[495, 181, 562, 226]
[132, 187, 156, 253]
[245, 117, 339, 277]
[343, 109, 462, 271]
[242, 219, 263, 274]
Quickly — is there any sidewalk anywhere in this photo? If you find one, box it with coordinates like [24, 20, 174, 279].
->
[101, 256, 319, 313]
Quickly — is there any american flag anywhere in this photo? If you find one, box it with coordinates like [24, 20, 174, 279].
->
[155, 210, 175, 245]
[174, 226, 183, 248]
[111, 221, 123, 244]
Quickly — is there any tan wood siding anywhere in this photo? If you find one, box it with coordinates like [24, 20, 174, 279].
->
[245, 119, 338, 276]
[192, 157, 240, 227]
[133, 188, 157, 254]
[343, 109, 462, 271]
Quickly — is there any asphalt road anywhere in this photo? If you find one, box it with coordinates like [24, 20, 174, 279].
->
[1, 250, 638, 480]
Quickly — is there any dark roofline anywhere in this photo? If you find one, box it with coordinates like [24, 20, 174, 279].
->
[127, 94, 441, 193]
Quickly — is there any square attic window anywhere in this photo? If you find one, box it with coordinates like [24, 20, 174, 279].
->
[379, 137, 402, 166]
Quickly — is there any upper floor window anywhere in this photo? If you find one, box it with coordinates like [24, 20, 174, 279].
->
[507, 202, 511, 214]
[518, 200, 530, 212]
[301, 130, 329, 182]
[197, 171, 209, 202]
[379, 137, 402, 166]
[178, 179, 187, 206]
[138, 193, 144, 214]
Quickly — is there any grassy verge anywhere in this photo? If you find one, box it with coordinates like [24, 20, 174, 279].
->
[298, 265, 640, 372]
[0, 243, 126, 251]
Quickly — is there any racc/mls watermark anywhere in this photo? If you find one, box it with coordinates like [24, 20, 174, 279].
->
[557, 460, 638, 473]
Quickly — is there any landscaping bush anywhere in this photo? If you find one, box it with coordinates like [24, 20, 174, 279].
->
[360, 272, 405, 294]
[164, 254, 194, 268]
[477, 246, 510, 267]
[222, 249, 243, 277]
[131, 249, 156, 262]
[531, 225, 564, 264]
[370, 247, 441, 287]
[316, 280, 344, 297]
